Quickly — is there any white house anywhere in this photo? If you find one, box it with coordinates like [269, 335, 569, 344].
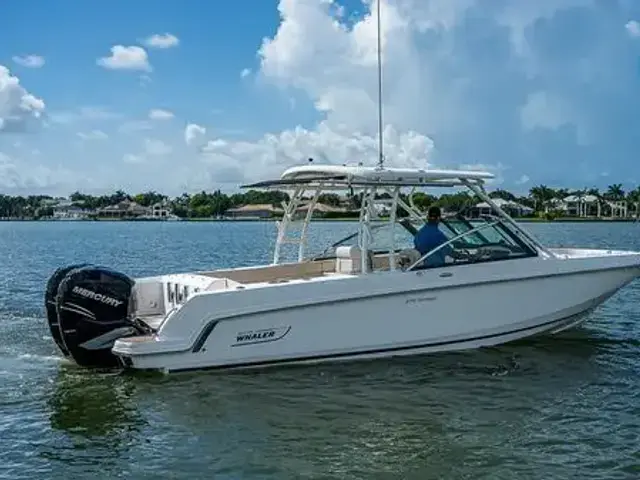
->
[151, 201, 172, 218]
[52, 199, 91, 220]
[473, 198, 534, 217]
[560, 194, 600, 217]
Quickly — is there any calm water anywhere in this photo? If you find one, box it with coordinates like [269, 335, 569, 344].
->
[2, 221, 640, 479]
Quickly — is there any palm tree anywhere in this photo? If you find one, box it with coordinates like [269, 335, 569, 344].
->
[605, 184, 625, 201]
[529, 185, 556, 213]
[627, 186, 640, 220]
[605, 184, 627, 218]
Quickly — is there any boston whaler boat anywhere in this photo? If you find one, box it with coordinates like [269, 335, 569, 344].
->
[44, 164, 640, 373]
[43, 2, 640, 373]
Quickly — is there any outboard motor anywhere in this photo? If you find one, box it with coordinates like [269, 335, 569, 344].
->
[45, 265, 151, 368]
[45, 263, 91, 358]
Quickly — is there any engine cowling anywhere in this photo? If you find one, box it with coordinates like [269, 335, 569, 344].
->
[45, 263, 91, 358]
[45, 265, 149, 368]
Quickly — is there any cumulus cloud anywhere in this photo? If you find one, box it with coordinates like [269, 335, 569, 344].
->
[143, 33, 180, 49]
[240, 68, 251, 78]
[0, 151, 94, 195]
[0, 65, 45, 133]
[97, 45, 151, 71]
[10, 0, 640, 194]
[184, 123, 206, 146]
[197, 121, 434, 184]
[246, 0, 640, 188]
[12, 55, 45, 68]
[148, 108, 174, 120]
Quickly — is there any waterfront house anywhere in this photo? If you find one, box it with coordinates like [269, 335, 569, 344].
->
[561, 194, 601, 217]
[51, 199, 92, 220]
[151, 201, 172, 218]
[472, 198, 534, 218]
[224, 204, 283, 219]
[295, 202, 351, 218]
[97, 200, 150, 218]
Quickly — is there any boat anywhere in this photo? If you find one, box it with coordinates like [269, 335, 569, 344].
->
[42, 2, 640, 373]
[43, 163, 640, 372]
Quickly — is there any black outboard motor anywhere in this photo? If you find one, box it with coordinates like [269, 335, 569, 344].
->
[45, 265, 151, 368]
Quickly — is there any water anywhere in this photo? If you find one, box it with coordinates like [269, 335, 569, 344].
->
[1, 220, 640, 479]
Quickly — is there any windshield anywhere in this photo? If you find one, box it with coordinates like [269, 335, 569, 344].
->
[405, 214, 538, 268]
[308, 212, 537, 265]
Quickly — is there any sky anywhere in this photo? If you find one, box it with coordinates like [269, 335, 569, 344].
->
[2, 0, 640, 197]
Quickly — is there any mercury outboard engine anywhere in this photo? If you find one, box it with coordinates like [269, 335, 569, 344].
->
[45, 264, 151, 368]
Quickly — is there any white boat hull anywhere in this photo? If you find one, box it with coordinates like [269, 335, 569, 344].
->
[112, 251, 640, 373]
[42, 161, 640, 375]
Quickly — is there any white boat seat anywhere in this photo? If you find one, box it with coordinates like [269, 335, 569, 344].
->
[131, 281, 166, 317]
[335, 246, 372, 274]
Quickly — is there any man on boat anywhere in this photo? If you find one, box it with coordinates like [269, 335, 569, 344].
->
[414, 206, 452, 267]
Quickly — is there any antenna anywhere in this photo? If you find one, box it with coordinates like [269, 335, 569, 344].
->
[376, 0, 384, 170]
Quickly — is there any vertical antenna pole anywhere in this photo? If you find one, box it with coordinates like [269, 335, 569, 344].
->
[376, 0, 384, 170]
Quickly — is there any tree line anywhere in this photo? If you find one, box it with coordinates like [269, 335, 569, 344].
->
[0, 183, 638, 219]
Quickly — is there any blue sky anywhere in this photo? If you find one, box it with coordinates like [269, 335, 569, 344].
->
[2, 0, 640, 197]
[2, 0, 301, 128]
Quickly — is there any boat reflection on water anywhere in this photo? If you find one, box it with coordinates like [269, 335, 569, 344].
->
[44, 366, 145, 470]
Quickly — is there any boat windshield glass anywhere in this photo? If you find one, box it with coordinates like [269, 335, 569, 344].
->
[406, 214, 538, 268]
[310, 213, 538, 266]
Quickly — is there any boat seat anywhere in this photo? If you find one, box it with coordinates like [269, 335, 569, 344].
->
[204, 277, 243, 291]
[132, 281, 166, 317]
[335, 246, 372, 274]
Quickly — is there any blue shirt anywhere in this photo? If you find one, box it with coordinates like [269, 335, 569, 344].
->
[414, 223, 452, 267]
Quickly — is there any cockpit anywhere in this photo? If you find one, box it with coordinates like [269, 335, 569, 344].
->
[311, 212, 539, 271]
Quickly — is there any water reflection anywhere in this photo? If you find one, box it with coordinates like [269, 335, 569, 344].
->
[48, 367, 141, 437]
[42, 366, 144, 474]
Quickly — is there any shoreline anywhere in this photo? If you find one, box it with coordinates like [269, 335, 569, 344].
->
[1, 216, 638, 223]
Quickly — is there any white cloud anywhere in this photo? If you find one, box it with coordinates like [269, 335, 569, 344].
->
[8, 1, 640, 194]
[516, 174, 530, 185]
[77, 129, 108, 141]
[148, 109, 174, 120]
[0, 65, 45, 133]
[184, 123, 206, 146]
[143, 33, 180, 49]
[196, 121, 434, 184]
[123, 153, 144, 164]
[0, 151, 93, 194]
[144, 138, 172, 156]
[240, 68, 251, 78]
[246, 0, 640, 187]
[97, 45, 151, 71]
[625, 20, 640, 37]
[12, 55, 45, 68]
